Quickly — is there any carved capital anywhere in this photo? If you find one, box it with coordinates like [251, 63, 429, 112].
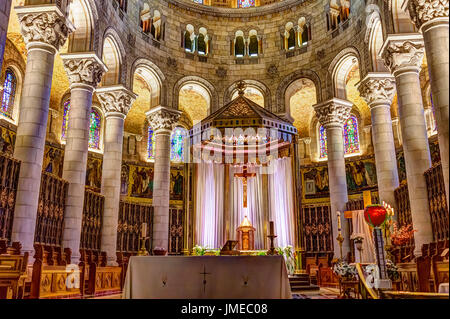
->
[407, 0, 449, 30]
[380, 34, 425, 75]
[146, 106, 182, 132]
[357, 73, 396, 106]
[60, 53, 107, 88]
[96, 85, 137, 118]
[313, 98, 353, 128]
[15, 6, 73, 51]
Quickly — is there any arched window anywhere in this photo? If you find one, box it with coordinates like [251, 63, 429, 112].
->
[301, 24, 309, 45]
[235, 34, 245, 57]
[248, 35, 258, 56]
[193, 0, 203, 4]
[61, 99, 71, 140]
[238, 0, 255, 8]
[343, 115, 360, 155]
[1, 69, 17, 119]
[171, 127, 187, 162]
[147, 126, 156, 161]
[319, 125, 328, 159]
[287, 28, 296, 50]
[197, 27, 209, 55]
[184, 24, 195, 52]
[88, 109, 102, 150]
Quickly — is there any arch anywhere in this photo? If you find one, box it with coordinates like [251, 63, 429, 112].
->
[173, 75, 218, 115]
[285, 77, 317, 133]
[234, 30, 245, 57]
[276, 69, 322, 114]
[365, 7, 388, 72]
[0, 62, 23, 123]
[224, 79, 271, 110]
[101, 30, 124, 86]
[1, 68, 17, 120]
[68, 0, 97, 53]
[130, 58, 166, 108]
[248, 30, 259, 56]
[184, 24, 196, 52]
[328, 47, 362, 100]
[391, 0, 416, 33]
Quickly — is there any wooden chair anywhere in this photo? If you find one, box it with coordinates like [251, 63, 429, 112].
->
[0, 242, 28, 299]
[86, 250, 122, 297]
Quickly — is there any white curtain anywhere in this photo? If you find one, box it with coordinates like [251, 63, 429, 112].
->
[268, 158, 295, 248]
[195, 162, 224, 249]
[351, 210, 376, 263]
[229, 165, 265, 249]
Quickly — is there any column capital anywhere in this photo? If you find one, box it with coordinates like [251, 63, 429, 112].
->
[146, 106, 182, 133]
[301, 137, 312, 145]
[407, 0, 449, 31]
[380, 34, 425, 76]
[313, 98, 353, 128]
[15, 5, 74, 53]
[357, 72, 396, 107]
[96, 85, 137, 119]
[60, 52, 108, 89]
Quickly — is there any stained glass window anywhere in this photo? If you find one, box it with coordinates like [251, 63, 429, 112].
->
[1, 69, 17, 119]
[171, 127, 187, 162]
[343, 115, 360, 155]
[238, 0, 255, 8]
[319, 125, 327, 159]
[61, 100, 71, 140]
[88, 109, 102, 150]
[148, 126, 156, 161]
[193, 0, 203, 3]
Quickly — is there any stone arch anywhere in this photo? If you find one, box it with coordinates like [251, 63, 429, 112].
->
[390, 0, 416, 33]
[67, 0, 98, 53]
[101, 28, 125, 86]
[365, 5, 388, 72]
[172, 76, 218, 116]
[276, 69, 322, 114]
[0, 61, 24, 124]
[223, 79, 271, 111]
[130, 58, 166, 108]
[328, 46, 362, 100]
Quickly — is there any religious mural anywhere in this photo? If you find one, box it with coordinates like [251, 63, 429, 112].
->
[42, 145, 64, 178]
[130, 165, 154, 199]
[85, 156, 103, 192]
[0, 125, 15, 155]
[170, 168, 184, 201]
[302, 157, 378, 199]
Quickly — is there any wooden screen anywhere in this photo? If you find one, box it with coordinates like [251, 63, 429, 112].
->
[117, 201, 153, 253]
[34, 172, 68, 246]
[424, 163, 449, 241]
[394, 183, 412, 228]
[168, 207, 183, 255]
[80, 189, 104, 251]
[0, 154, 20, 241]
[301, 204, 333, 255]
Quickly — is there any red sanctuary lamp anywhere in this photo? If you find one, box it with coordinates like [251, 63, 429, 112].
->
[364, 204, 391, 289]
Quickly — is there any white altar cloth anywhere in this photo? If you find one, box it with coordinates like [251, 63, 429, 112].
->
[122, 255, 292, 299]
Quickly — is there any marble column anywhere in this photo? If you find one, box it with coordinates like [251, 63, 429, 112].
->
[358, 73, 399, 210]
[146, 106, 181, 251]
[60, 53, 106, 263]
[97, 85, 136, 265]
[0, 0, 12, 70]
[408, 0, 449, 205]
[381, 34, 433, 256]
[11, 6, 71, 256]
[313, 98, 353, 259]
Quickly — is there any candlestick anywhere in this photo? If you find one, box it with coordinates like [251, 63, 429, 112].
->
[141, 223, 147, 238]
[269, 221, 274, 236]
[336, 211, 342, 233]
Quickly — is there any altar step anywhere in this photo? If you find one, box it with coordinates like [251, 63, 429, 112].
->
[289, 274, 320, 292]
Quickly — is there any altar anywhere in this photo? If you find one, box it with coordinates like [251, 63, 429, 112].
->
[122, 255, 292, 299]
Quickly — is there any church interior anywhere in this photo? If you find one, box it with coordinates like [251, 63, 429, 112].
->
[0, 0, 448, 300]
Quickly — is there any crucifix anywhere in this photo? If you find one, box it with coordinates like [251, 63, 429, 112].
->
[234, 166, 256, 208]
[200, 265, 211, 294]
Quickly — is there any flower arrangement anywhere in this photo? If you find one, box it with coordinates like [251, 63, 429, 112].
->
[332, 259, 357, 279]
[276, 245, 296, 275]
[192, 245, 208, 256]
[350, 233, 365, 243]
[386, 259, 400, 281]
[390, 222, 416, 246]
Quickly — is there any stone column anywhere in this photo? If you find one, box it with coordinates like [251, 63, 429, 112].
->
[381, 34, 433, 256]
[0, 0, 12, 70]
[358, 73, 399, 210]
[314, 98, 353, 259]
[146, 106, 181, 251]
[408, 0, 449, 205]
[60, 53, 106, 263]
[11, 6, 71, 255]
[97, 85, 136, 265]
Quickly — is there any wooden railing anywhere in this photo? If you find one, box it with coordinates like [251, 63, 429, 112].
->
[0, 154, 20, 242]
[80, 189, 104, 251]
[424, 163, 449, 241]
[34, 172, 68, 247]
[117, 201, 153, 254]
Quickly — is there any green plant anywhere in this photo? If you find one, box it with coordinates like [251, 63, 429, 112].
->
[276, 245, 296, 275]
[332, 259, 357, 279]
[257, 251, 267, 256]
[386, 259, 400, 281]
[192, 245, 208, 256]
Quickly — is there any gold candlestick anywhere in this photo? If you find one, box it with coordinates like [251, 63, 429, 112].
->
[137, 236, 149, 256]
[336, 233, 344, 260]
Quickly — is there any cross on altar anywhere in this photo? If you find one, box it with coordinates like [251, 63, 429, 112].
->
[200, 265, 211, 294]
[234, 166, 256, 208]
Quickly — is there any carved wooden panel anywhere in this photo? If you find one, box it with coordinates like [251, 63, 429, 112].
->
[0, 154, 20, 242]
[168, 207, 183, 255]
[34, 173, 68, 246]
[424, 163, 449, 241]
[80, 190, 104, 251]
[302, 204, 333, 254]
[117, 201, 153, 253]
[394, 183, 412, 228]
